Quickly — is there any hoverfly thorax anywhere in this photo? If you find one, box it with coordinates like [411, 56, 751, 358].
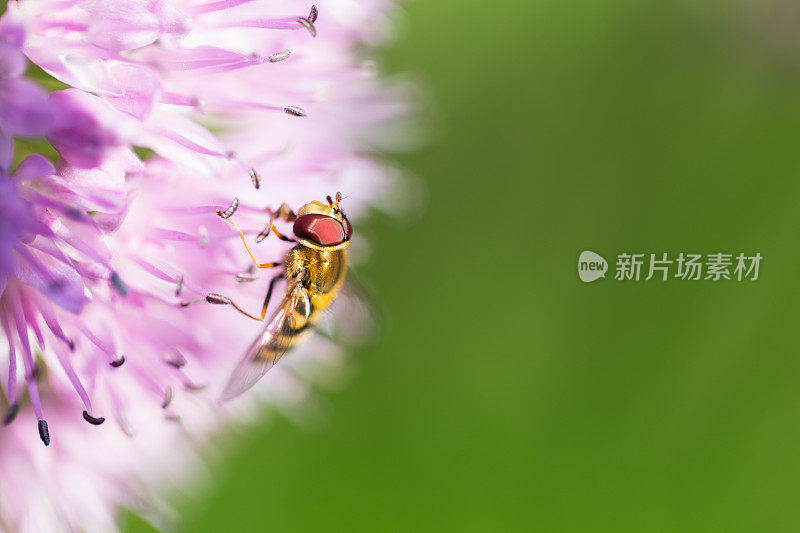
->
[292, 193, 352, 250]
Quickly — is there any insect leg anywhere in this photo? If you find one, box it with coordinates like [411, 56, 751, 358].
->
[256, 203, 297, 243]
[217, 211, 284, 269]
[269, 203, 297, 223]
[202, 274, 284, 321]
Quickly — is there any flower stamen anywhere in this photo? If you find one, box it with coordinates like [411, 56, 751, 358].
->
[284, 106, 307, 117]
[215, 198, 239, 219]
[205, 294, 231, 305]
[296, 17, 316, 38]
[161, 387, 173, 409]
[249, 168, 260, 189]
[175, 274, 185, 296]
[82, 411, 105, 425]
[110, 272, 128, 296]
[268, 49, 291, 63]
[38, 419, 50, 446]
[3, 403, 19, 426]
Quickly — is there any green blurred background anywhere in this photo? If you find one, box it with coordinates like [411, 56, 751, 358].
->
[129, 0, 800, 530]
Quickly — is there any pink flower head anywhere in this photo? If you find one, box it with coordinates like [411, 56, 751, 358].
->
[0, 0, 409, 531]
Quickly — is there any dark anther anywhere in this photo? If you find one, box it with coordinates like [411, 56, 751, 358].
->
[308, 5, 318, 23]
[236, 272, 258, 282]
[110, 356, 126, 368]
[68, 339, 76, 351]
[28, 364, 41, 381]
[249, 168, 260, 189]
[215, 197, 239, 219]
[165, 352, 186, 369]
[3, 402, 20, 426]
[255, 225, 270, 243]
[206, 293, 231, 305]
[326, 195, 333, 206]
[49, 279, 66, 291]
[297, 16, 316, 37]
[268, 49, 291, 63]
[284, 106, 307, 117]
[82, 411, 105, 425]
[110, 272, 128, 296]
[161, 387, 174, 409]
[184, 382, 207, 392]
[175, 274, 184, 297]
[64, 207, 84, 220]
[38, 419, 50, 446]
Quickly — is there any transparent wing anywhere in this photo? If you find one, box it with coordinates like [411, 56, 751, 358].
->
[315, 273, 379, 347]
[220, 279, 310, 401]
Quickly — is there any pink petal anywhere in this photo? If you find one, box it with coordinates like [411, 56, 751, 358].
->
[13, 245, 88, 314]
[0, 79, 55, 136]
[13, 155, 55, 182]
[46, 89, 137, 169]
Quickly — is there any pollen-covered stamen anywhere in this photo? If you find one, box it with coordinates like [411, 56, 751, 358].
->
[9, 292, 47, 441]
[236, 271, 258, 282]
[175, 274, 184, 296]
[215, 198, 239, 219]
[161, 387, 173, 409]
[309, 5, 319, 23]
[76, 323, 124, 367]
[205, 293, 232, 305]
[284, 106, 307, 117]
[38, 420, 50, 446]
[164, 350, 186, 369]
[269, 49, 291, 63]
[3, 403, 19, 426]
[184, 381, 206, 392]
[82, 411, 105, 425]
[249, 168, 260, 189]
[297, 17, 317, 38]
[110, 272, 128, 296]
[23, 300, 99, 425]
[52, 341, 99, 420]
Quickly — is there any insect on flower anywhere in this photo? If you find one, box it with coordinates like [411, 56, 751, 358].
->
[184, 192, 352, 400]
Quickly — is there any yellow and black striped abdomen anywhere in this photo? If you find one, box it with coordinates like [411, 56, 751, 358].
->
[255, 246, 348, 364]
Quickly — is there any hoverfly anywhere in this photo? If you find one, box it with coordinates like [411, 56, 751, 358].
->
[195, 192, 352, 401]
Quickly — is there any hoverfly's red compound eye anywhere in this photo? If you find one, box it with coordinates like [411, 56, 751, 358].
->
[293, 214, 346, 246]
